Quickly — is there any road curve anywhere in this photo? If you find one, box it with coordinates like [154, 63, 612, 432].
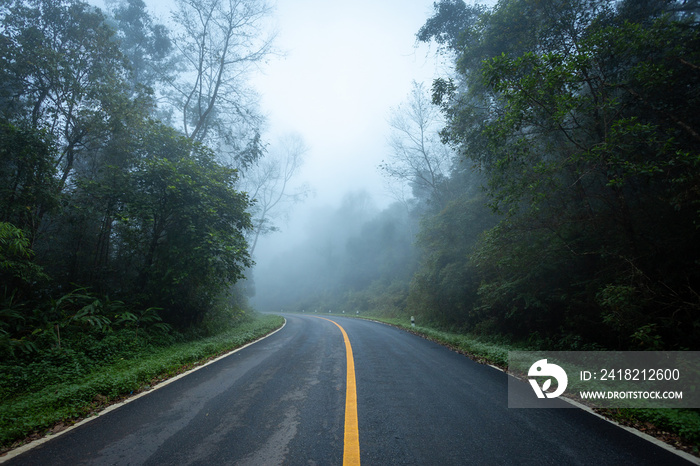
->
[4, 314, 694, 465]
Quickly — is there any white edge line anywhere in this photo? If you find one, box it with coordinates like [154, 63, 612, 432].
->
[0, 318, 287, 463]
[501, 366, 699, 464]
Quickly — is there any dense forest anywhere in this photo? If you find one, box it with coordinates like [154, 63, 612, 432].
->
[256, 0, 700, 351]
[2, 0, 700, 360]
[0, 0, 285, 359]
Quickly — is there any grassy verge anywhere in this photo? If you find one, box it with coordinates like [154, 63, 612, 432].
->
[364, 317, 518, 367]
[351, 313, 700, 457]
[0, 313, 284, 452]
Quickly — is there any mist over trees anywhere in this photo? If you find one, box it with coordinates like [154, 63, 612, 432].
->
[256, 0, 700, 351]
[380, 80, 452, 209]
[421, 0, 700, 350]
[243, 133, 312, 257]
[0, 0, 284, 357]
[253, 191, 417, 314]
[2, 0, 699, 357]
[167, 0, 273, 163]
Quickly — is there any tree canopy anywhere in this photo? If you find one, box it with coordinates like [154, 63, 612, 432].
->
[0, 0, 261, 354]
[414, 0, 700, 349]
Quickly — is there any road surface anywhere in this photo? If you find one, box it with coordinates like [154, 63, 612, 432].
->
[4, 314, 694, 465]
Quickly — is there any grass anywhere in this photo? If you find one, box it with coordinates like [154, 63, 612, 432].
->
[0, 313, 284, 451]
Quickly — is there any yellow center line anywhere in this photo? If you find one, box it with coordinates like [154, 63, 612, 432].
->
[316, 317, 361, 466]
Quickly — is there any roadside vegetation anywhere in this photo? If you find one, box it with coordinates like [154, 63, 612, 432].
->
[0, 0, 287, 454]
[0, 312, 283, 452]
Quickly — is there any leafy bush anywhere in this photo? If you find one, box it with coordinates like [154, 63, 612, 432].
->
[0, 314, 283, 449]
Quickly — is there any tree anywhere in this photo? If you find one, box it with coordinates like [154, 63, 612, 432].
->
[167, 0, 274, 169]
[108, 0, 173, 94]
[0, 120, 59, 242]
[408, 193, 495, 327]
[380, 81, 454, 208]
[0, 221, 50, 354]
[0, 0, 257, 337]
[418, 0, 700, 348]
[416, 0, 484, 55]
[0, 0, 139, 189]
[242, 134, 311, 257]
[119, 122, 253, 326]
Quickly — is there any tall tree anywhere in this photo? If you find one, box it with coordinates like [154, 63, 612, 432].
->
[108, 0, 173, 94]
[119, 122, 253, 326]
[0, 121, 59, 242]
[380, 81, 453, 208]
[0, 0, 138, 189]
[167, 0, 273, 168]
[0, 0, 256, 335]
[242, 133, 311, 257]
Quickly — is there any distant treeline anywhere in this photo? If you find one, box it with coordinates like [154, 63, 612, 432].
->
[0, 0, 271, 357]
[259, 0, 700, 351]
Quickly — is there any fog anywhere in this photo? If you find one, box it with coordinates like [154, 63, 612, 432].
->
[250, 191, 419, 312]
[6, 0, 694, 355]
[88, 0, 492, 312]
[4, 0, 698, 456]
[253, 0, 447, 205]
[247, 0, 453, 309]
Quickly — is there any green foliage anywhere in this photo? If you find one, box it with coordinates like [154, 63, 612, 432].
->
[0, 283, 173, 363]
[115, 307, 172, 342]
[108, 0, 173, 92]
[408, 193, 496, 326]
[0, 2, 270, 452]
[299, 2, 700, 355]
[118, 124, 253, 327]
[414, 0, 700, 350]
[615, 408, 700, 445]
[0, 222, 46, 288]
[0, 122, 60, 237]
[0, 314, 283, 449]
[0, 0, 255, 335]
[195, 292, 255, 336]
[416, 0, 484, 53]
[0, 0, 138, 186]
[0, 222, 47, 356]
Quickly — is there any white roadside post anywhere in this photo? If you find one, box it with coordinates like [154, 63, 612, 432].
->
[411, 316, 415, 327]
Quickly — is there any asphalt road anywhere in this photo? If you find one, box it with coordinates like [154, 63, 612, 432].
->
[4, 314, 695, 465]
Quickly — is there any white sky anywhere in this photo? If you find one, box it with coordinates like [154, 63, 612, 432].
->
[250, 0, 448, 264]
[254, 0, 442, 203]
